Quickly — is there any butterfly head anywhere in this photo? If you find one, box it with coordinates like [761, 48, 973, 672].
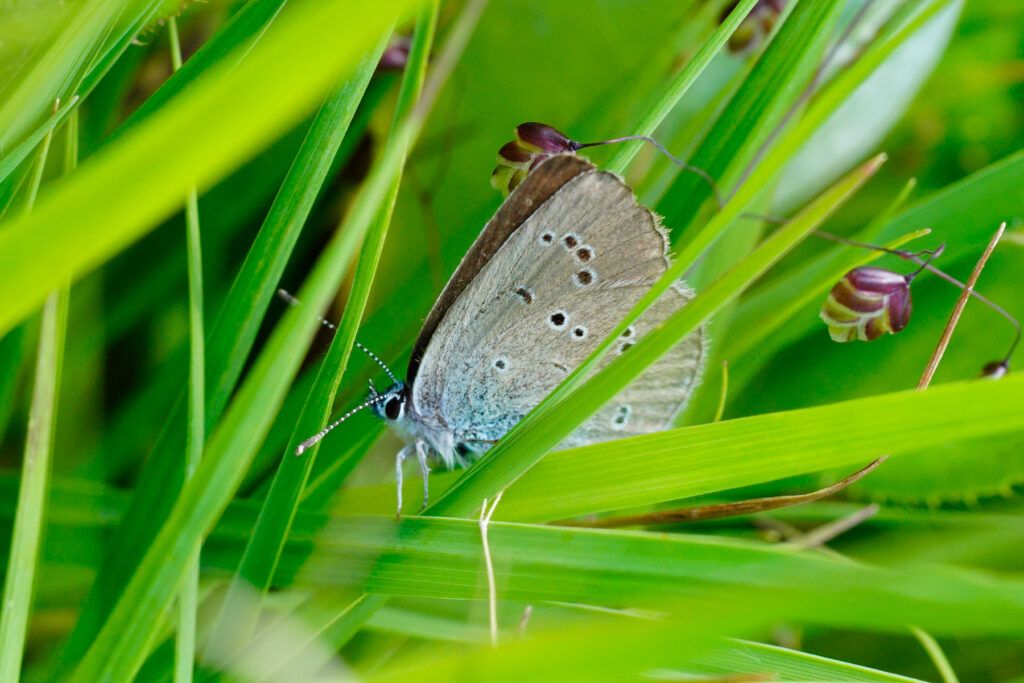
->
[369, 380, 408, 422]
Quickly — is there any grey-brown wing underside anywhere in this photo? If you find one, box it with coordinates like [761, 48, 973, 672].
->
[412, 161, 705, 444]
[406, 154, 593, 384]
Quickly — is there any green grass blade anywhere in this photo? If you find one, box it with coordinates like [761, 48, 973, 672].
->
[428, 155, 885, 517]
[0, 117, 65, 682]
[57, 26, 394, 670]
[70, 55, 428, 683]
[0, 95, 79, 184]
[281, 516, 1024, 637]
[0, 0, 418, 338]
[227, 0, 438, 586]
[911, 627, 961, 683]
[113, 0, 287, 136]
[681, 639, 925, 682]
[168, 15, 204, 683]
[0, 0, 147, 151]
[603, 0, 759, 175]
[496, 373, 1024, 521]
[656, 0, 842, 238]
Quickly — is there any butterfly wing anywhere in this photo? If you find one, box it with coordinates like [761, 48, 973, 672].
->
[559, 281, 705, 447]
[411, 155, 705, 449]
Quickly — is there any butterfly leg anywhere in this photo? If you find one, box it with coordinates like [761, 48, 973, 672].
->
[415, 439, 431, 511]
[395, 443, 415, 519]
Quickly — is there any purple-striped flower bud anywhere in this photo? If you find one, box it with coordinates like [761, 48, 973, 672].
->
[491, 123, 580, 196]
[820, 267, 912, 342]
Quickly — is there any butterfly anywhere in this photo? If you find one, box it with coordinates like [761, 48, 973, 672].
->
[298, 153, 706, 514]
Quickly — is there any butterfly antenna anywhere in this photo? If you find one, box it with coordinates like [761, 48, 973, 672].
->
[277, 289, 400, 382]
[576, 135, 726, 209]
[295, 392, 392, 456]
[354, 342, 399, 385]
[277, 288, 337, 331]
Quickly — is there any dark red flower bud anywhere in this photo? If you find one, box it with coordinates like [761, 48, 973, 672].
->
[514, 123, 578, 154]
[491, 123, 581, 196]
[820, 267, 912, 342]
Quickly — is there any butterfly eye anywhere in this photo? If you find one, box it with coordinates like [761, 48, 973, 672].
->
[384, 397, 403, 420]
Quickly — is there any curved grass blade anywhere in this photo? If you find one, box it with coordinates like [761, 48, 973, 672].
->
[0, 0, 154, 152]
[0, 95, 79, 184]
[279, 516, 1024, 637]
[655, 0, 842, 239]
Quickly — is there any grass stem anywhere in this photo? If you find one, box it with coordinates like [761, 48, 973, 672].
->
[0, 107, 65, 682]
[169, 15, 206, 683]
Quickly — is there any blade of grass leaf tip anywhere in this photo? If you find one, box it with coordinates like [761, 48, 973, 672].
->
[168, 15, 205, 683]
[71, 34, 435, 683]
[0, 112, 68, 682]
[427, 155, 886, 517]
[204, 0, 443, 659]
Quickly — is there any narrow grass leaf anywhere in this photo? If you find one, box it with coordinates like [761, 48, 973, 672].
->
[278, 515, 1024, 637]
[168, 15, 204, 683]
[656, 0, 842, 238]
[0, 119, 66, 682]
[0, 95, 78, 183]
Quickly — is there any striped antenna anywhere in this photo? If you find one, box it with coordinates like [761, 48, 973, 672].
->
[277, 288, 336, 331]
[355, 341, 399, 385]
[295, 391, 393, 456]
[276, 288, 399, 383]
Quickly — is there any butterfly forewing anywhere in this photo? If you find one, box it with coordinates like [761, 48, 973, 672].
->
[411, 157, 706, 447]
